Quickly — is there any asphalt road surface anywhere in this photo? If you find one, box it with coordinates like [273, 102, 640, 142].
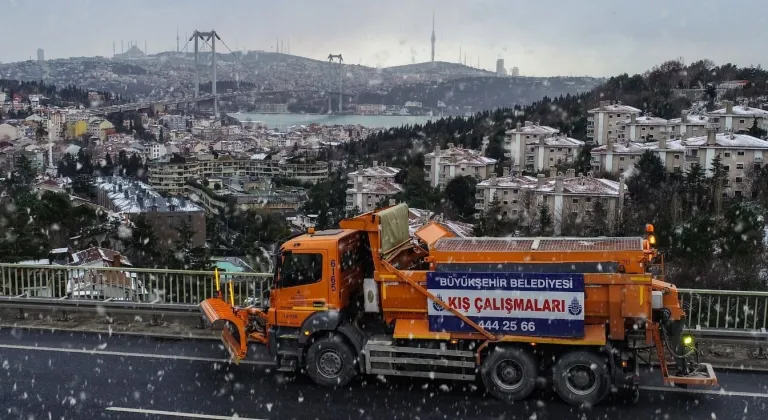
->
[0, 327, 766, 420]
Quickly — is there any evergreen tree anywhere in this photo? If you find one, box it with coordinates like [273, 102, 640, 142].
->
[748, 117, 767, 138]
[443, 175, 478, 221]
[535, 203, 554, 236]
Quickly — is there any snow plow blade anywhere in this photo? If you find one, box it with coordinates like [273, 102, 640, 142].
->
[199, 297, 248, 364]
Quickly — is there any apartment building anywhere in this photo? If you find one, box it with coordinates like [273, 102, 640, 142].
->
[504, 122, 584, 172]
[617, 115, 668, 142]
[592, 127, 768, 196]
[185, 179, 306, 215]
[709, 101, 768, 133]
[660, 129, 768, 196]
[345, 163, 404, 213]
[94, 177, 206, 249]
[345, 180, 403, 213]
[48, 111, 67, 141]
[590, 139, 655, 174]
[424, 143, 496, 188]
[587, 101, 642, 145]
[667, 111, 711, 140]
[149, 153, 329, 195]
[475, 169, 625, 235]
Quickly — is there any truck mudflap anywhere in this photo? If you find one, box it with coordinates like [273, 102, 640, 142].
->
[199, 297, 248, 364]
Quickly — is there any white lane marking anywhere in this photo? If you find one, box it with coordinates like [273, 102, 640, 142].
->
[0, 343, 272, 366]
[640, 385, 768, 398]
[106, 406, 266, 419]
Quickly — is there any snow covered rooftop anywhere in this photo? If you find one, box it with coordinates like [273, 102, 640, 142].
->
[479, 174, 623, 197]
[347, 180, 403, 195]
[592, 141, 657, 154]
[506, 122, 559, 135]
[70, 247, 132, 267]
[94, 176, 203, 214]
[709, 105, 768, 116]
[348, 165, 402, 178]
[528, 136, 585, 147]
[588, 103, 642, 113]
[425, 145, 497, 166]
[620, 116, 668, 125]
[669, 114, 711, 125]
[684, 132, 768, 149]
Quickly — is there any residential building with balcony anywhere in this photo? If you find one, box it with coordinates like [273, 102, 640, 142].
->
[617, 115, 668, 142]
[708, 101, 768, 134]
[667, 111, 711, 140]
[345, 179, 403, 213]
[185, 178, 307, 216]
[347, 162, 402, 187]
[593, 127, 768, 197]
[475, 169, 625, 235]
[659, 129, 768, 196]
[149, 153, 329, 195]
[424, 143, 496, 188]
[590, 139, 656, 174]
[587, 101, 642, 145]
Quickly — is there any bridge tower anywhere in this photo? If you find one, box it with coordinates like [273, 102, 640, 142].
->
[190, 30, 221, 117]
[327, 54, 344, 113]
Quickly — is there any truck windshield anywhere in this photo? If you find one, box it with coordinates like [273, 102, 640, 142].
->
[279, 252, 323, 288]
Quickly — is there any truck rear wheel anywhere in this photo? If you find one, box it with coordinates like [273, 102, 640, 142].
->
[480, 346, 538, 402]
[552, 350, 610, 407]
[305, 333, 357, 388]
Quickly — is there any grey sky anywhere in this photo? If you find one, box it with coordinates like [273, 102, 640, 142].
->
[2, 0, 765, 77]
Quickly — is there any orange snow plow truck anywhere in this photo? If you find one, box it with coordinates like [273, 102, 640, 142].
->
[199, 204, 717, 406]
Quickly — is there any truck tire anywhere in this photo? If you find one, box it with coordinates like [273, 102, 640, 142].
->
[552, 350, 611, 407]
[480, 346, 538, 403]
[305, 333, 357, 388]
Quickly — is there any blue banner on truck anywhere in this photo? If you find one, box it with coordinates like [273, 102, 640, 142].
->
[426, 272, 585, 338]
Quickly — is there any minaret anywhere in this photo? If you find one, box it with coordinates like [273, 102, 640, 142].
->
[430, 12, 436, 62]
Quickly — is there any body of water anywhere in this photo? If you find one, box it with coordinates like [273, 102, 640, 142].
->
[229, 113, 438, 131]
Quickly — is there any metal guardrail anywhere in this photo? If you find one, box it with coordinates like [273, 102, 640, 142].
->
[3, 264, 768, 345]
[0, 263, 272, 307]
[678, 288, 768, 330]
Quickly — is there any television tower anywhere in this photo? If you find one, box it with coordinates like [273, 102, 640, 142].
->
[430, 12, 436, 62]
[176, 26, 180, 53]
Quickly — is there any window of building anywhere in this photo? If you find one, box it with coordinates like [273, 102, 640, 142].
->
[513, 189, 519, 194]
[572, 198, 579, 204]
[735, 190, 743, 197]
[736, 177, 743, 183]
[740, 119, 745, 124]
[279, 253, 323, 288]
[630, 155, 636, 160]
[558, 148, 563, 152]
[503, 190, 508, 196]
[619, 156, 625, 161]
[724, 165, 730, 171]
[550, 149, 555, 153]
[724, 152, 731, 158]
[674, 154, 680, 160]
[586, 197, 592, 203]
[503, 200, 508, 205]
[738, 151, 745, 156]
[737, 163, 744, 169]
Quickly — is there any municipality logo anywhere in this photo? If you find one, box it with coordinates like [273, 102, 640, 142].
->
[568, 296, 583, 316]
[432, 294, 446, 312]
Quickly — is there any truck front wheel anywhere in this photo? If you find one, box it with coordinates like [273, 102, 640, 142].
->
[305, 334, 357, 388]
[480, 346, 538, 402]
[552, 350, 610, 407]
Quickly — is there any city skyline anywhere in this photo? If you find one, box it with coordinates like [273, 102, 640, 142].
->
[1, 0, 767, 77]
